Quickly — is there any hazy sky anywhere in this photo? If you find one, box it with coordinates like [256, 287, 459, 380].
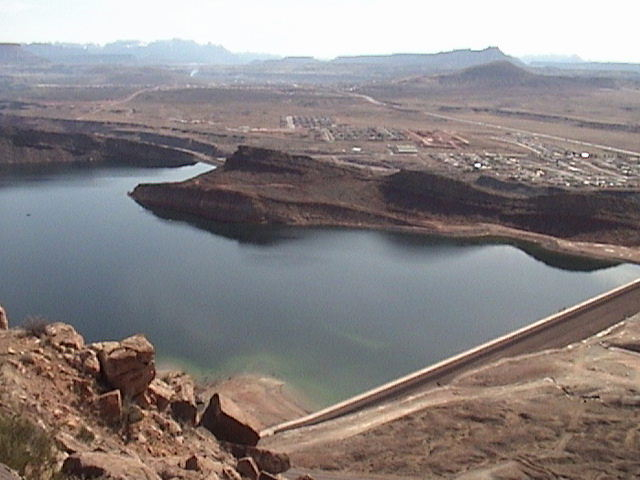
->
[1, 0, 638, 62]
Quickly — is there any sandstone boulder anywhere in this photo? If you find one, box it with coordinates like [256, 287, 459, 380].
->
[150, 455, 228, 480]
[226, 444, 290, 474]
[258, 472, 278, 480]
[94, 335, 155, 399]
[148, 378, 173, 411]
[45, 322, 85, 351]
[200, 393, 260, 446]
[94, 390, 122, 423]
[236, 457, 259, 480]
[0, 305, 8, 330]
[62, 452, 161, 480]
[74, 348, 101, 376]
[162, 371, 198, 425]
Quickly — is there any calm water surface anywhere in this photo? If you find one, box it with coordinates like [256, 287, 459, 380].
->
[1, 163, 639, 405]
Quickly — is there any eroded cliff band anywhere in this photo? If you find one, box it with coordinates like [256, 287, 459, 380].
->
[130, 145, 640, 264]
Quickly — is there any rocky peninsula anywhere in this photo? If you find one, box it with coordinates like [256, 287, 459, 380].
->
[0, 125, 198, 169]
[131, 145, 640, 264]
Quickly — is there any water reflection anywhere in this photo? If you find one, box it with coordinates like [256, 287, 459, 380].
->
[145, 204, 619, 271]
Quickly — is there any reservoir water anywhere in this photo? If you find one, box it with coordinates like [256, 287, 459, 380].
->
[1, 163, 639, 406]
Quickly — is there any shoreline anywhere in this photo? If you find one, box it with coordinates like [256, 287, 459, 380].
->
[130, 145, 640, 267]
[1, 119, 638, 266]
[137, 201, 634, 268]
[132, 190, 640, 267]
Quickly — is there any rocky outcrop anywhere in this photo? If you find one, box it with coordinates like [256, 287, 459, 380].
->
[131, 145, 640, 263]
[149, 455, 238, 480]
[226, 444, 290, 474]
[200, 393, 261, 446]
[131, 146, 408, 228]
[161, 371, 198, 425]
[62, 452, 161, 480]
[148, 378, 174, 412]
[93, 334, 156, 399]
[73, 348, 101, 377]
[383, 169, 640, 243]
[0, 305, 7, 330]
[0, 126, 197, 168]
[236, 457, 259, 480]
[94, 390, 122, 424]
[45, 322, 85, 352]
[0, 322, 283, 480]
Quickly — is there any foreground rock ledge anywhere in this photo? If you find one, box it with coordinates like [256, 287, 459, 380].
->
[0, 322, 292, 480]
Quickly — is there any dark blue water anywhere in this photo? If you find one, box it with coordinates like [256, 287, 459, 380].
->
[1, 164, 638, 405]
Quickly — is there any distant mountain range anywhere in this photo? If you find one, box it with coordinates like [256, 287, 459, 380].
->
[331, 46, 521, 69]
[11, 39, 277, 65]
[243, 47, 526, 83]
[0, 43, 519, 71]
[2, 41, 640, 79]
[0, 43, 47, 65]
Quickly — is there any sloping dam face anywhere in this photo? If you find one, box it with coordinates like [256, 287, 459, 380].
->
[264, 277, 640, 435]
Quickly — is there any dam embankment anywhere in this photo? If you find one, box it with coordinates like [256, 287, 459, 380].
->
[265, 277, 640, 435]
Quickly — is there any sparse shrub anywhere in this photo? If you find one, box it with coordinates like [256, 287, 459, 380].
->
[0, 412, 58, 479]
[22, 315, 49, 338]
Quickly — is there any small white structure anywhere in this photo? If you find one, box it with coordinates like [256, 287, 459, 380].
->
[393, 144, 418, 154]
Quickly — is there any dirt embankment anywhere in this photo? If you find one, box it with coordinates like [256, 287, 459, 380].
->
[0, 125, 199, 168]
[131, 145, 640, 264]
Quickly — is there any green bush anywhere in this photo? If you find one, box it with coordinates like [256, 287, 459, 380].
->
[0, 413, 57, 479]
